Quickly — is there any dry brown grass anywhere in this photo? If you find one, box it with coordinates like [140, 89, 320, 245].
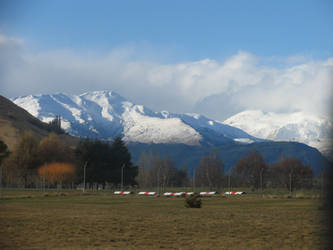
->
[0, 191, 329, 249]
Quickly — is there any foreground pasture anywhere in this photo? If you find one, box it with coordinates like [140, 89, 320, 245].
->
[0, 190, 329, 249]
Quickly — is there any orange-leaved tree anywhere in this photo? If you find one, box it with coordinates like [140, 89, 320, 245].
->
[38, 162, 76, 186]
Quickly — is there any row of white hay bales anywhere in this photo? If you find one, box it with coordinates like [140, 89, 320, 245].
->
[164, 192, 194, 196]
[113, 191, 246, 196]
[224, 191, 246, 195]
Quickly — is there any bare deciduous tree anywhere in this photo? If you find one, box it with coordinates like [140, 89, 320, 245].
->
[195, 153, 224, 190]
[232, 151, 268, 189]
[136, 151, 188, 189]
[270, 156, 313, 191]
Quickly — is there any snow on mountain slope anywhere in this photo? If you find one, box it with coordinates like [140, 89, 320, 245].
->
[224, 110, 333, 157]
[157, 111, 259, 144]
[122, 104, 201, 145]
[119, 101, 201, 145]
[12, 91, 259, 146]
[13, 94, 41, 117]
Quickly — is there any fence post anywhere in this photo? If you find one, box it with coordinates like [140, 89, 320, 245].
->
[260, 168, 264, 197]
[289, 170, 293, 195]
[193, 168, 195, 192]
[83, 161, 87, 192]
[43, 168, 46, 193]
[121, 164, 125, 191]
[0, 166, 2, 199]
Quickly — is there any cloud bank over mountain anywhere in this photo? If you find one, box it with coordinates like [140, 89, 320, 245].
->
[1, 33, 332, 121]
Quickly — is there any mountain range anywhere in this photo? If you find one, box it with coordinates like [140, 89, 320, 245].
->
[10, 91, 331, 174]
[12, 91, 261, 146]
[224, 110, 333, 160]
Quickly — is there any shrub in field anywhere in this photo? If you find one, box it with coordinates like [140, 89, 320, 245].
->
[185, 193, 202, 208]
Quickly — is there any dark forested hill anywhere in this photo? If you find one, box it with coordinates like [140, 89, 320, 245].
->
[128, 141, 331, 176]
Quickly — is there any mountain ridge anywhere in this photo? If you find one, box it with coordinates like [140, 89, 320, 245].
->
[0, 95, 79, 150]
[224, 110, 333, 159]
[12, 90, 261, 146]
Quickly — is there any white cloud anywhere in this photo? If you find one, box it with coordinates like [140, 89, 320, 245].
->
[0, 33, 332, 121]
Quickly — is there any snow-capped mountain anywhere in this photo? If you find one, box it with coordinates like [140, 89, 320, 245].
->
[12, 91, 260, 146]
[224, 110, 333, 158]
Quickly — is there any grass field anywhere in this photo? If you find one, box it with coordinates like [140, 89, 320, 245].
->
[0, 189, 329, 249]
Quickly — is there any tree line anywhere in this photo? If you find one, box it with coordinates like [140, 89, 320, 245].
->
[0, 132, 137, 189]
[136, 151, 189, 191]
[134, 150, 316, 191]
[231, 151, 314, 192]
[0, 132, 320, 191]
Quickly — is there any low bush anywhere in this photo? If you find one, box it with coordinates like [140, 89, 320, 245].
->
[185, 193, 202, 208]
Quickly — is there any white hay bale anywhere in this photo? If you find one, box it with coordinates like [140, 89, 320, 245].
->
[163, 192, 182, 196]
[114, 191, 133, 195]
[199, 191, 217, 196]
[224, 191, 246, 195]
[163, 192, 193, 197]
[138, 191, 156, 196]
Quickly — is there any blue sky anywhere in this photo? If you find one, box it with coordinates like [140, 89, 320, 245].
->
[0, 0, 332, 119]
[1, 0, 332, 60]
